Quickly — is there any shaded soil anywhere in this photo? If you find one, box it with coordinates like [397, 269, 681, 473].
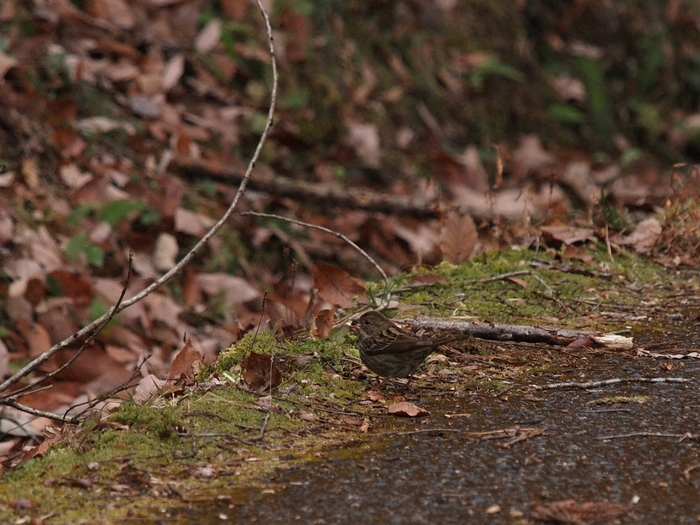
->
[175, 327, 700, 524]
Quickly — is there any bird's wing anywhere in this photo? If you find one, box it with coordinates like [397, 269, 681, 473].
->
[363, 333, 433, 356]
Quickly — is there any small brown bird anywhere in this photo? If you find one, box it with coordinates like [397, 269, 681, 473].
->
[351, 310, 468, 378]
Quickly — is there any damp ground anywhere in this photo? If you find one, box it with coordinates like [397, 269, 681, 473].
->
[179, 325, 700, 524]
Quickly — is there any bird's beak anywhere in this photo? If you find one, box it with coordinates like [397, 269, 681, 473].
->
[348, 317, 360, 329]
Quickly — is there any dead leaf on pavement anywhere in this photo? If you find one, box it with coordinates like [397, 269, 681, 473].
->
[387, 401, 430, 417]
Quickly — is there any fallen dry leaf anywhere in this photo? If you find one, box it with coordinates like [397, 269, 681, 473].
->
[439, 209, 477, 264]
[220, 0, 249, 19]
[174, 207, 216, 236]
[387, 401, 430, 417]
[0, 338, 8, 378]
[540, 225, 596, 247]
[133, 375, 170, 404]
[313, 262, 366, 308]
[393, 220, 439, 258]
[637, 349, 700, 359]
[612, 217, 662, 254]
[196, 19, 221, 53]
[196, 272, 261, 305]
[309, 308, 335, 339]
[162, 54, 185, 92]
[346, 121, 381, 167]
[341, 416, 366, 427]
[507, 276, 530, 288]
[0, 405, 53, 437]
[16, 319, 52, 358]
[143, 293, 183, 329]
[59, 163, 92, 188]
[560, 244, 593, 264]
[359, 418, 371, 433]
[241, 352, 282, 393]
[0, 206, 14, 244]
[566, 336, 604, 349]
[366, 390, 386, 402]
[548, 74, 586, 102]
[152, 232, 178, 271]
[511, 135, 555, 178]
[167, 338, 203, 380]
[48, 269, 93, 305]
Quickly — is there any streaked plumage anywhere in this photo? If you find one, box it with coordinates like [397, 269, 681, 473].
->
[351, 311, 467, 378]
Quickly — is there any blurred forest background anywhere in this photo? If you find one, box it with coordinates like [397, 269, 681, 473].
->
[1, 0, 699, 421]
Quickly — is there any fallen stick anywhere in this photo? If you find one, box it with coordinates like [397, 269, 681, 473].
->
[535, 377, 689, 389]
[402, 318, 634, 349]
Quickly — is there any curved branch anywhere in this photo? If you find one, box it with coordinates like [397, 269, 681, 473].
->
[0, 0, 278, 401]
[243, 211, 390, 290]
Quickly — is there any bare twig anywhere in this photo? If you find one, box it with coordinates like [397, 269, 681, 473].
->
[535, 377, 690, 390]
[394, 270, 531, 293]
[475, 270, 531, 283]
[532, 273, 554, 296]
[67, 358, 155, 420]
[177, 432, 262, 446]
[374, 428, 461, 436]
[402, 318, 633, 348]
[243, 211, 390, 292]
[249, 411, 271, 442]
[1, 398, 79, 424]
[466, 427, 545, 440]
[173, 155, 462, 219]
[605, 223, 614, 263]
[2, 254, 134, 406]
[0, 0, 278, 408]
[0, 406, 44, 441]
[582, 408, 632, 413]
[599, 431, 698, 441]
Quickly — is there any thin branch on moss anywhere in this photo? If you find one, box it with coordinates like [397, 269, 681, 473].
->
[2, 398, 79, 425]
